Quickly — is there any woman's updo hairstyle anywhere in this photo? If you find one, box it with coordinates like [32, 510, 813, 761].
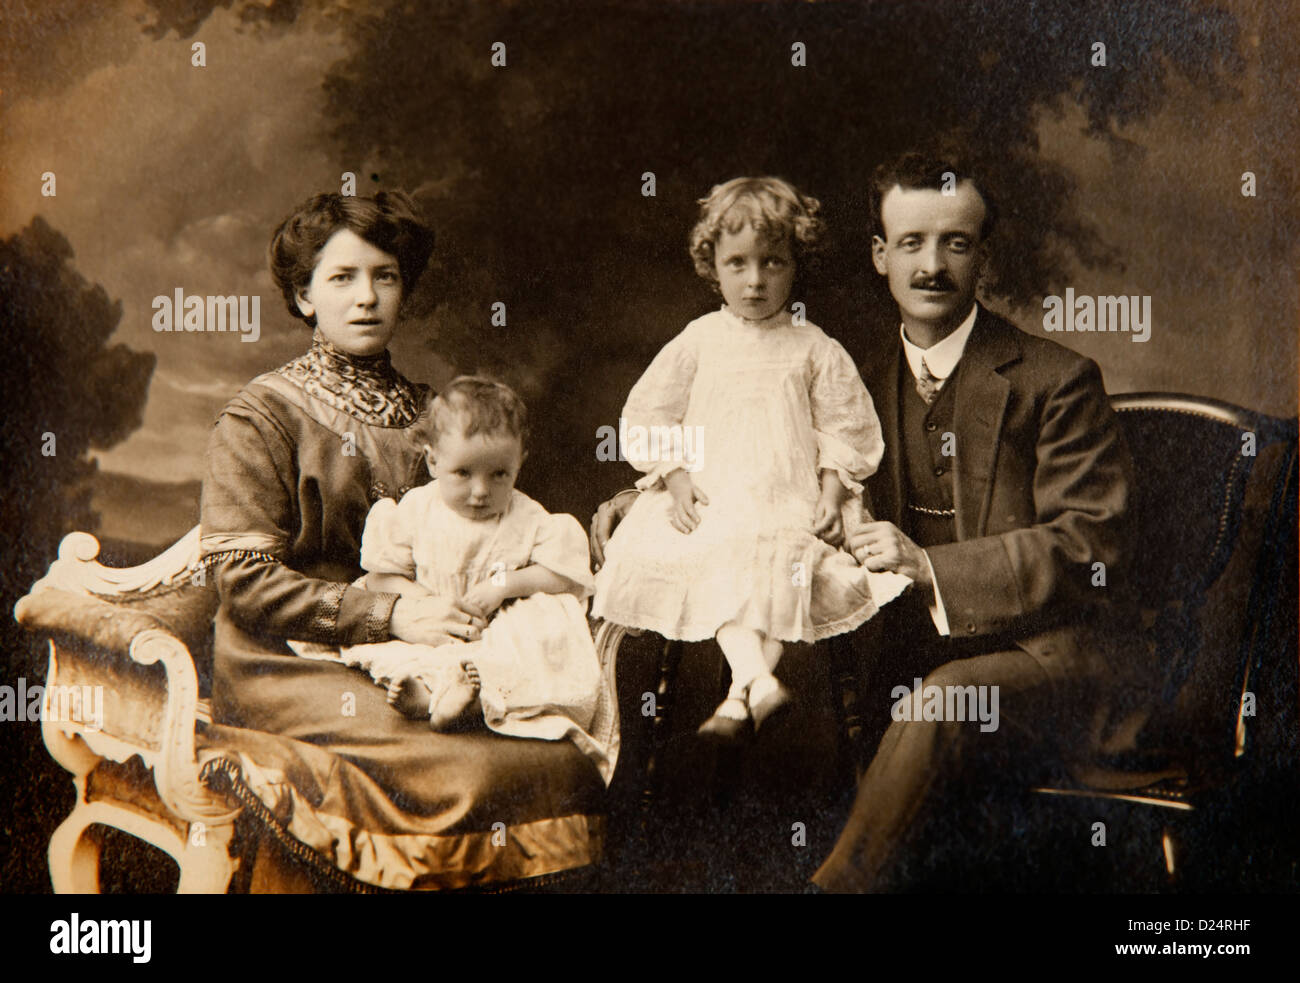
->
[269, 190, 436, 327]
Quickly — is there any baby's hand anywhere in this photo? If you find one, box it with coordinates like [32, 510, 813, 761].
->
[665, 469, 709, 534]
[813, 496, 845, 547]
[458, 580, 508, 620]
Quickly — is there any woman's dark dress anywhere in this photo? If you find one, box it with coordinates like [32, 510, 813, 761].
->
[195, 337, 605, 890]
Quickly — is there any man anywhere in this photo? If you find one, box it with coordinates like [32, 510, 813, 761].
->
[590, 149, 1134, 892]
[810, 149, 1133, 891]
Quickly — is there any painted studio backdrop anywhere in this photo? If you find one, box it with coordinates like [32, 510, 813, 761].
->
[0, 0, 1296, 891]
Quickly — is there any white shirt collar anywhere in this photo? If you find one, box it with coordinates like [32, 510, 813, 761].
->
[900, 303, 979, 384]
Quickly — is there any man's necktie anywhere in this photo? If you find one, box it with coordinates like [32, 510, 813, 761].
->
[915, 356, 940, 406]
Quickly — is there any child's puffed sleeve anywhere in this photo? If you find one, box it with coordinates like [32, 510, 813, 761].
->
[810, 333, 885, 496]
[531, 512, 597, 598]
[358, 491, 421, 577]
[620, 321, 700, 490]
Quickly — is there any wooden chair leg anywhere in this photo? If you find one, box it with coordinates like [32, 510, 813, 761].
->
[827, 634, 868, 781]
[49, 798, 237, 894]
[176, 821, 238, 894]
[640, 638, 685, 820]
[1161, 825, 1180, 889]
[48, 804, 105, 894]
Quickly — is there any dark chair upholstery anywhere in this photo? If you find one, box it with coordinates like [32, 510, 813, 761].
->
[1034, 393, 1298, 885]
[608, 392, 1297, 890]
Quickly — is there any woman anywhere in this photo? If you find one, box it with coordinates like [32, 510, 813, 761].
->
[196, 192, 608, 891]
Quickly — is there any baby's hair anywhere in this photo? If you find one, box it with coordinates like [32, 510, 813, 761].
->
[430, 375, 529, 449]
[689, 176, 825, 290]
[268, 191, 435, 327]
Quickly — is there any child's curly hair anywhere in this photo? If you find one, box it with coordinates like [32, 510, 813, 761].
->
[688, 176, 825, 291]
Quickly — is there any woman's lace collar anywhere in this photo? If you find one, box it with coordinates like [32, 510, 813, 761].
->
[276, 332, 427, 428]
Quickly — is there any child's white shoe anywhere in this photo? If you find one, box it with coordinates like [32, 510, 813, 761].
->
[747, 673, 791, 732]
[697, 696, 751, 743]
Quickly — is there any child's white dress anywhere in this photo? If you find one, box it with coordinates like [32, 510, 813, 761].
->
[292, 485, 616, 783]
[593, 306, 910, 643]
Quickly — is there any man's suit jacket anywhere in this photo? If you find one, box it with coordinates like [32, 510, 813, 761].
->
[862, 305, 1134, 689]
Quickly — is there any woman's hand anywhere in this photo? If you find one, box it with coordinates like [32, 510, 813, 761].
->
[389, 596, 486, 646]
[458, 580, 508, 621]
[665, 469, 709, 534]
[589, 488, 640, 570]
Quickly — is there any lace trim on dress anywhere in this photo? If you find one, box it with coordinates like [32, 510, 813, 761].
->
[275, 331, 427, 428]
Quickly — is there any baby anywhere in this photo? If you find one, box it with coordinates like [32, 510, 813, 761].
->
[293, 376, 613, 775]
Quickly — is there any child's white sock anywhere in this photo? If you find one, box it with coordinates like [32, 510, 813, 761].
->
[761, 636, 783, 673]
[716, 622, 767, 697]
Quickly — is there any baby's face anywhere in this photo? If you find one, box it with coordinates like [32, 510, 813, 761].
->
[714, 222, 795, 322]
[428, 429, 523, 520]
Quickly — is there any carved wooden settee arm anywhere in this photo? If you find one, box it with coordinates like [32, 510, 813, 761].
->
[17, 587, 190, 659]
[14, 587, 237, 825]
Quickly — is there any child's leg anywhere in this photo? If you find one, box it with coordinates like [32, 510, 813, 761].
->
[701, 623, 791, 739]
[715, 622, 768, 714]
[385, 644, 484, 730]
[387, 664, 482, 730]
[699, 624, 760, 739]
[748, 631, 791, 731]
[761, 635, 783, 673]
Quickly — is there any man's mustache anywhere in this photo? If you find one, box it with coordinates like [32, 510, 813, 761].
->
[911, 275, 957, 292]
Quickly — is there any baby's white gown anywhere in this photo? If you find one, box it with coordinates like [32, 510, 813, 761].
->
[293, 485, 616, 783]
[593, 306, 910, 643]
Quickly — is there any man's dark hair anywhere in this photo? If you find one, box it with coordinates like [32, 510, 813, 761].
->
[869, 149, 997, 242]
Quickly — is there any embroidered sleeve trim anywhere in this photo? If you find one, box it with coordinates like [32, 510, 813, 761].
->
[310, 582, 348, 637]
[365, 592, 400, 643]
[200, 548, 282, 568]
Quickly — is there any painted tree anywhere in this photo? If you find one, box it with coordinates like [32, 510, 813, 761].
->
[0, 217, 156, 613]
[139, 0, 1249, 517]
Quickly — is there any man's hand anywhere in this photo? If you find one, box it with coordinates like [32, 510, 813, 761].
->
[589, 489, 640, 571]
[847, 521, 933, 589]
[458, 580, 508, 620]
[665, 468, 710, 534]
[389, 596, 486, 646]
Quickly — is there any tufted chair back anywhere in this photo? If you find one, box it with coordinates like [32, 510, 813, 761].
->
[1106, 393, 1297, 780]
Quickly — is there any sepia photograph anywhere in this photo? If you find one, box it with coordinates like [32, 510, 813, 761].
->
[0, 0, 1296, 956]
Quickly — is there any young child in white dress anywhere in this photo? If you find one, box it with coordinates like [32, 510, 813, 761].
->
[292, 376, 615, 780]
[592, 176, 910, 741]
